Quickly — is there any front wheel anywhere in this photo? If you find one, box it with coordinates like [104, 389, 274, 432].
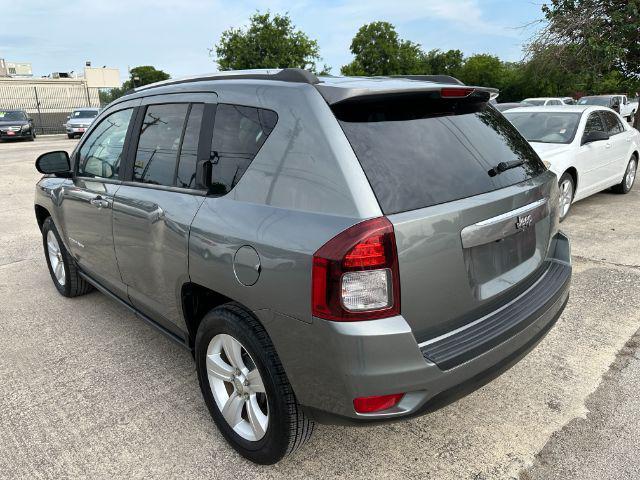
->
[613, 156, 637, 194]
[195, 303, 314, 464]
[558, 173, 575, 222]
[42, 217, 93, 297]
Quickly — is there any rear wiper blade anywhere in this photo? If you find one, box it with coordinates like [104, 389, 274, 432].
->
[488, 160, 524, 177]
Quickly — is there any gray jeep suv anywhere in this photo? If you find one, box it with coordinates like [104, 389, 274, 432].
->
[34, 69, 571, 464]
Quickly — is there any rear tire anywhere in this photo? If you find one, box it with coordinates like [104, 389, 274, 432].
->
[558, 172, 575, 222]
[612, 156, 637, 194]
[42, 217, 93, 297]
[195, 303, 314, 464]
[67, 134, 74, 139]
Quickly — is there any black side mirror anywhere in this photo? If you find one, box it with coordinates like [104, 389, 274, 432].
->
[36, 151, 72, 176]
[582, 130, 610, 145]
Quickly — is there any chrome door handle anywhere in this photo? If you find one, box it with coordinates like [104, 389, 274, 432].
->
[89, 196, 110, 209]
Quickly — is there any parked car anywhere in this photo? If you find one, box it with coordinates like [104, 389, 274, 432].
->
[522, 97, 572, 106]
[504, 105, 639, 220]
[494, 101, 533, 112]
[0, 109, 36, 141]
[65, 107, 100, 139]
[561, 97, 577, 105]
[578, 95, 638, 122]
[34, 69, 572, 464]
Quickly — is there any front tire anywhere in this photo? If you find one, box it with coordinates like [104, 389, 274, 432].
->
[67, 134, 74, 139]
[558, 172, 575, 222]
[42, 217, 93, 297]
[613, 156, 637, 194]
[195, 303, 314, 464]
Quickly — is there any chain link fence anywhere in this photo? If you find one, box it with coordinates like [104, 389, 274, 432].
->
[0, 81, 103, 134]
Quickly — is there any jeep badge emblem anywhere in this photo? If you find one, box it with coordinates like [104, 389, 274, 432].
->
[516, 214, 534, 231]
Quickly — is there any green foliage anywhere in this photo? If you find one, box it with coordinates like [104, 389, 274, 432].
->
[214, 12, 328, 74]
[341, 22, 427, 76]
[425, 49, 464, 77]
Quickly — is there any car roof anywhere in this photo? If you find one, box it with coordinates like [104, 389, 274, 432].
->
[503, 105, 602, 114]
[523, 97, 561, 100]
[72, 107, 100, 111]
[130, 68, 497, 105]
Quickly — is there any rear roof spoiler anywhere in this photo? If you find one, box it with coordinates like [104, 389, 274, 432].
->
[316, 83, 499, 105]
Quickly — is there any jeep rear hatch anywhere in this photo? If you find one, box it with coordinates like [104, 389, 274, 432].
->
[331, 90, 557, 345]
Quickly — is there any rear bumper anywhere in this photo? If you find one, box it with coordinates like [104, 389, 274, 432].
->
[262, 231, 571, 424]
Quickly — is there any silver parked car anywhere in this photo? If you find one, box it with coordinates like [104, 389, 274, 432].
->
[65, 107, 100, 138]
[34, 69, 571, 464]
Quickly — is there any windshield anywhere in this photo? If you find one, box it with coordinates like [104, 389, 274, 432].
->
[504, 111, 581, 144]
[578, 97, 610, 106]
[72, 110, 99, 119]
[523, 99, 546, 106]
[0, 111, 27, 121]
[334, 97, 545, 214]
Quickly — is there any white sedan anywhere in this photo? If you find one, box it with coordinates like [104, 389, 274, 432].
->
[504, 105, 639, 220]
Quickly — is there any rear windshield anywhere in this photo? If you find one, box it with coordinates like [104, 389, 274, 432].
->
[334, 95, 546, 214]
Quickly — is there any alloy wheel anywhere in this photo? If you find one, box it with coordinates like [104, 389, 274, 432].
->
[47, 231, 66, 286]
[206, 333, 269, 441]
[625, 159, 637, 191]
[559, 178, 573, 218]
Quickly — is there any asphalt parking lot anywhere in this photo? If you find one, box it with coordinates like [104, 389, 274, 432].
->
[1, 136, 639, 479]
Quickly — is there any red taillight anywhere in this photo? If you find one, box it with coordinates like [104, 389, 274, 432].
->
[343, 235, 386, 268]
[440, 87, 475, 98]
[312, 217, 400, 321]
[353, 394, 404, 413]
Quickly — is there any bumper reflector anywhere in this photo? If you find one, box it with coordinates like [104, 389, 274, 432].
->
[353, 393, 404, 413]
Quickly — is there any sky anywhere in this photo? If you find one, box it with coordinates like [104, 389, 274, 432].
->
[2, 0, 544, 82]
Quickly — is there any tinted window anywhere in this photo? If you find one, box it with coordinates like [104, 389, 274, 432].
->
[209, 104, 277, 194]
[601, 110, 624, 135]
[584, 112, 606, 134]
[548, 100, 562, 105]
[524, 99, 546, 106]
[503, 112, 581, 144]
[335, 97, 546, 215]
[176, 104, 204, 189]
[78, 108, 132, 179]
[134, 103, 188, 186]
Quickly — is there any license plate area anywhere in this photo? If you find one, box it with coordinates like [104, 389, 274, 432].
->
[461, 198, 550, 300]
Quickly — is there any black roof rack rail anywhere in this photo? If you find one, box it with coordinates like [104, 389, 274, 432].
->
[390, 75, 465, 85]
[134, 68, 320, 92]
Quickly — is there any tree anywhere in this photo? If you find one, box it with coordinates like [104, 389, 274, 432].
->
[125, 66, 170, 88]
[425, 49, 464, 77]
[531, 0, 640, 127]
[213, 12, 328, 74]
[98, 66, 170, 105]
[341, 22, 426, 76]
[457, 54, 506, 88]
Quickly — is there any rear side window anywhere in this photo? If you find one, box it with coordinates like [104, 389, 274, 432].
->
[209, 104, 277, 195]
[585, 112, 606, 134]
[134, 103, 189, 186]
[600, 110, 624, 135]
[334, 96, 546, 214]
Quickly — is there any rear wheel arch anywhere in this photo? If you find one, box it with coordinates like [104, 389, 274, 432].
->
[182, 282, 250, 349]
